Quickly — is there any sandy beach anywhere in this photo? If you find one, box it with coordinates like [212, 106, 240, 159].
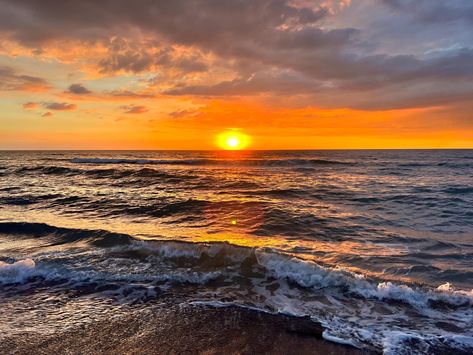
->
[2, 303, 364, 355]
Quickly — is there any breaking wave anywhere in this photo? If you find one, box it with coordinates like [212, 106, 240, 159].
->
[1, 222, 472, 352]
[1, 222, 472, 303]
[0, 258, 39, 284]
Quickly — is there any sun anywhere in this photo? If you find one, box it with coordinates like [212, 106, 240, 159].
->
[216, 131, 251, 150]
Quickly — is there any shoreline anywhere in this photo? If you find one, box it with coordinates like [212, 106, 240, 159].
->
[2, 303, 366, 354]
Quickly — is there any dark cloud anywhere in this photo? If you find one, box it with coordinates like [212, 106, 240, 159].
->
[120, 104, 149, 114]
[0, 0, 472, 109]
[0, 0, 329, 46]
[164, 69, 323, 96]
[312, 80, 473, 111]
[97, 38, 209, 74]
[42, 102, 77, 111]
[67, 83, 91, 94]
[154, 48, 209, 73]
[164, 48, 473, 109]
[98, 38, 155, 74]
[0, 66, 49, 91]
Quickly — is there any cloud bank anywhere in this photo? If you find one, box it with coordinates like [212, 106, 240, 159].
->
[0, 0, 472, 148]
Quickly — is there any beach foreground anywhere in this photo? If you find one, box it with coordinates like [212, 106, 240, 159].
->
[1, 303, 361, 355]
[1, 150, 472, 353]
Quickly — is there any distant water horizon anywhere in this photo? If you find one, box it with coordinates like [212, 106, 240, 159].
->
[2, 148, 473, 151]
[1, 150, 472, 353]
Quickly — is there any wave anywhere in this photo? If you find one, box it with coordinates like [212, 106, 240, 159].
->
[1, 221, 472, 352]
[2, 222, 471, 308]
[0, 259, 39, 284]
[15, 166, 78, 175]
[70, 157, 354, 167]
[10, 165, 196, 182]
[379, 161, 473, 170]
[442, 186, 473, 195]
[71, 158, 208, 165]
[0, 222, 132, 247]
[137, 238, 473, 307]
[0, 193, 66, 206]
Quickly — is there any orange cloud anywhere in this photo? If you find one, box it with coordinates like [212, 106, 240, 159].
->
[0, 66, 50, 92]
[22, 102, 39, 110]
[42, 102, 77, 111]
[120, 104, 149, 114]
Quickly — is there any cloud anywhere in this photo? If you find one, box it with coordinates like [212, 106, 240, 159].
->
[163, 48, 473, 110]
[96, 38, 210, 74]
[41, 112, 53, 117]
[22, 102, 39, 110]
[0, 0, 472, 110]
[98, 38, 155, 74]
[120, 104, 149, 114]
[168, 109, 203, 119]
[21, 101, 76, 113]
[0, 66, 49, 91]
[42, 102, 77, 111]
[382, 0, 473, 24]
[66, 83, 91, 94]
[164, 68, 328, 96]
[105, 89, 155, 99]
[0, 0, 330, 46]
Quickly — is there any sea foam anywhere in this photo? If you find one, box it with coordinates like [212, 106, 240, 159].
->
[0, 259, 38, 284]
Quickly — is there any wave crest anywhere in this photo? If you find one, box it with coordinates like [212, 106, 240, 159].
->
[0, 259, 39, 284]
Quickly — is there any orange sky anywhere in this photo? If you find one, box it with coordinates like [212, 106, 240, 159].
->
[1, 0, 472, 149]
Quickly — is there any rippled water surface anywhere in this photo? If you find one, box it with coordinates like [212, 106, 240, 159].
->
[1, 150, 472, 353]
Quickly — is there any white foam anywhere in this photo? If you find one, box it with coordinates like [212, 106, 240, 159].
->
[128, 239, 253, 264]
[131, 240, 204, 259]
[0, 259, 38, 284]
[322, 331, 359, 348]
[255, 251, 473, 309]
[383, 331, 473, 355]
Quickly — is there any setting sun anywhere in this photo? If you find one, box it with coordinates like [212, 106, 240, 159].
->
[216, 131, 251, 150]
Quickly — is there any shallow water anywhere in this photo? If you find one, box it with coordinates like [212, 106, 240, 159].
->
[0, 150, 472, 353]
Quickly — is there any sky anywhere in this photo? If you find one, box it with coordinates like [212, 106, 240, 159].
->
[1, 0, 472, 149]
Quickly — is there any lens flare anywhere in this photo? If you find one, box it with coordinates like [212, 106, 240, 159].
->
[216, 131, 251, 150]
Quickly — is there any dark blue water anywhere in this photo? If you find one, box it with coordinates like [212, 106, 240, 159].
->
[0, 150, 472, 353]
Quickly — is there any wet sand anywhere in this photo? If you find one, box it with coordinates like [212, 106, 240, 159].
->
[1, 303, 367, 354]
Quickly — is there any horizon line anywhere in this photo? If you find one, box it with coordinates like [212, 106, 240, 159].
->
[1, 148, 473, 152]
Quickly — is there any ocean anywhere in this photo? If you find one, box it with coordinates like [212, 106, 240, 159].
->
[0, 150, 472, 353]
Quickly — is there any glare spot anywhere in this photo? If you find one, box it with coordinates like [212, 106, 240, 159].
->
[227, 137, 239, 148]
[216, 131, 251, 150]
